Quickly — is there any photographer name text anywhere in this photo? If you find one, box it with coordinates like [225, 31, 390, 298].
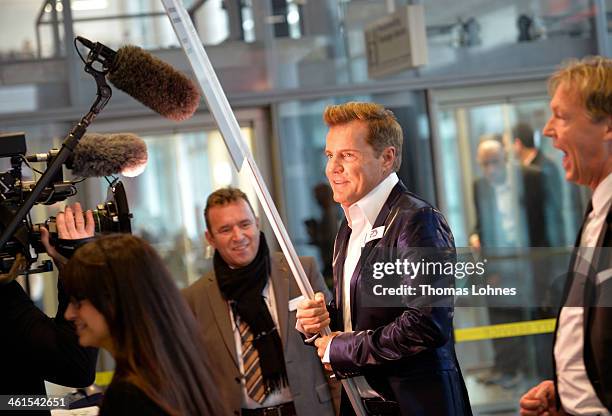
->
[372, 284, 517, 296]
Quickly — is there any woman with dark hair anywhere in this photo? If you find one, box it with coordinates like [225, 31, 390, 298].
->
[59, 233, 228, 416]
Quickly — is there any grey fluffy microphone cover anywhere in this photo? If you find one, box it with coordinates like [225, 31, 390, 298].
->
[108, 45, 201, 121]
[72, 133, 148, 177]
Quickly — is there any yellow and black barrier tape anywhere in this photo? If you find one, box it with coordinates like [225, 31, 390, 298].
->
[455, 318, 556, 342]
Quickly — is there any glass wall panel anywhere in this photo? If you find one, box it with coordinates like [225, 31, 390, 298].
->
[73, 15, 177, 52]
[430, 85, 587, 413]
[0, 0, 231, 61]
[83, 127, 256, 288]
[434, 97, 586, 247]
[377, 1, 590, 85]
[0, 0, 604, 96]
[72, 0, 231, 49]
[1, 0, 61, 60]
[255, 0, 599, 91]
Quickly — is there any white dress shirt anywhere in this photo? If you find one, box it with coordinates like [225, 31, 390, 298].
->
[230, 279, 293, 409]
[341, 172, 399, 332]
[555, 172, 612, 415]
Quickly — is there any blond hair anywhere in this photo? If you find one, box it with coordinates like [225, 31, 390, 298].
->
[323, 102, 403, 171]
[548, 56, 612, 122]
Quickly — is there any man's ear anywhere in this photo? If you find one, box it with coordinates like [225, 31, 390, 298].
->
[205, 230, 215, 248]
[604, 116, 612, 142]
[382, 146, 396, 170]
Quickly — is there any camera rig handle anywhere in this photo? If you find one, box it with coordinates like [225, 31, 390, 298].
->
[0, 46, 113, 252]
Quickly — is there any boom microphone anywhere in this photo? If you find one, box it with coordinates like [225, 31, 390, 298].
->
[27, 133, 148, 178]
[76, 37, 200, 121]
[71, 133, 148, 177]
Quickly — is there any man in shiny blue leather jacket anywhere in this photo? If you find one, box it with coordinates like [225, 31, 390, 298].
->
[296, 102, 471, 416]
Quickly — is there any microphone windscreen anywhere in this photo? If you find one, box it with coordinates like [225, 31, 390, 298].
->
[108, 45, 201, 121]
[71, 133, 148, 177]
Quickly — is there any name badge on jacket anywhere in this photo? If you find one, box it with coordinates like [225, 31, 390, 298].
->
[364, 226, 385, 244]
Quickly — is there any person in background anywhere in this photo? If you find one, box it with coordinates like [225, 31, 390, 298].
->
[513, 122, 567, 380]
[305, 182, 340, 288]
[470, 137, 549, 389]
[513, 122, 565, 246]
[471, 136, 550, 249]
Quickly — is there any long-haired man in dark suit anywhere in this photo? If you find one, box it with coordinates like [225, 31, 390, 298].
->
[519, 56, 612, 416]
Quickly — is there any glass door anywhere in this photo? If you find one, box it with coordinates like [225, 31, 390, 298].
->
[429, 82, 588, 413]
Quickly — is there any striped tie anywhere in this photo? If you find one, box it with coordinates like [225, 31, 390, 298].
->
[239, 319, 268, 404]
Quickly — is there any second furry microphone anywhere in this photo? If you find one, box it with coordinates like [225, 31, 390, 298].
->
[70, 133, 148, 178]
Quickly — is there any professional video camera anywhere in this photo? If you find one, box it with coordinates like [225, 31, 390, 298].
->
[0, 131, 132, 274]
[0, 33, 199, 275]
[0, 36, 144, 276]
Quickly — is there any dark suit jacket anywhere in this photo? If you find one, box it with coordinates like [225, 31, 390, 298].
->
[531, 151, 565, 246]
[183, 253, 334, 416]
[553, 207, 612, 411]
[473, 164, 549, 247]
[327, 181, 472, 416]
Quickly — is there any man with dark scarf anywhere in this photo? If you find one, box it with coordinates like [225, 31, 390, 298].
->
[183, 187, 335, 416]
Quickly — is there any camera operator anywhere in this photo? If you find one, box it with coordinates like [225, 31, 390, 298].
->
[0, 203, 98, 415]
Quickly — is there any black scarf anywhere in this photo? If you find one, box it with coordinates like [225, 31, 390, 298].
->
[214, 233, 288, 391]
